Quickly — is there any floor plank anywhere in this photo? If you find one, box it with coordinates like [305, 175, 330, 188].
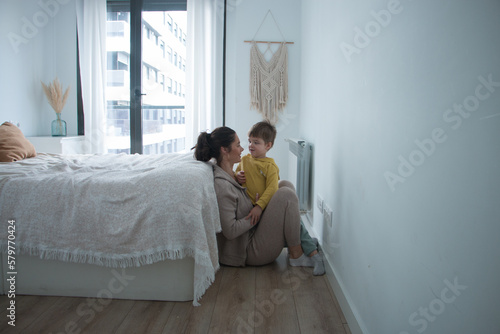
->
[21, 296, 87, 334]
[76, 298, 135, 333]
[0, 295, 61, 334]
[208, 266, 256, 334]
[114, 300, 175, 334]
[290, 266, 347, 334]
[0, 251, 351, 334]
[182, 269, 223, 334]
[254, 250, 300, 334]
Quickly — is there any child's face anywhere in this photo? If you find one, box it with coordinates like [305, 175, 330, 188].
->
[248, 136, 272, 159]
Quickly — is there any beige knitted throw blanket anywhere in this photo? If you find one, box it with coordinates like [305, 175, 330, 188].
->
[250, 41, 288, 124]
[0, 152, 221, 305]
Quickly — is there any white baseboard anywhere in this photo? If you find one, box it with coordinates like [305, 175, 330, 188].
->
[301, 211, 314, 227]
[323, 252, 367, 334]
[300, 214, 367, 334]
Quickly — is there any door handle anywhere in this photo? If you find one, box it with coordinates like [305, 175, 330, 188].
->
[134, 89, 146, 98]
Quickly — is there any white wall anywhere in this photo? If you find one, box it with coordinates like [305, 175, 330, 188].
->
[225, 0, 301, 179]
[0, 0, 77, 136]
[300, 0, 500, 333]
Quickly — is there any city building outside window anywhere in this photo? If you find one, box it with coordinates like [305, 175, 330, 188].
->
[106, 10, 187, 154]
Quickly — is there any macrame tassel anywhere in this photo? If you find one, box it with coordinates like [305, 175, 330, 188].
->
[251, 68, 258, 103]
[279, 70, 285, 104]
[249, 41, 288, 124]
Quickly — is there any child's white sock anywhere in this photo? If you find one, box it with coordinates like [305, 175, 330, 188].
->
[288, 253, 314, 267]
[311, 253, 325, 276]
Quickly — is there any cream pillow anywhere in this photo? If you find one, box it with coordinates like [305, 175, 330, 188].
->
[0, 122, 37, 162]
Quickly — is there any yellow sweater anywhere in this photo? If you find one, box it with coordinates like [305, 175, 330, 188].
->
[235, 154, 279, 210]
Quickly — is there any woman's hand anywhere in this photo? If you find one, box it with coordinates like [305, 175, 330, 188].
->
[236, 171, 246, 185]
[245, 193, 261, 225]
[246, 205, 263, 226]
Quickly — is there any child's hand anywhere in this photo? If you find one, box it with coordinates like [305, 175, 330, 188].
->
[245, 205, 263, 226]
[236, 171, 246, 184]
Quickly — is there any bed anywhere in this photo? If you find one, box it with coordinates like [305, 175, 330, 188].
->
[0, 149, 221, 306]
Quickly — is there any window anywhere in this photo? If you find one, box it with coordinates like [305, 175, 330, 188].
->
[105, 0, 187, 154]
[107, 11, 129, 22]
[167, 78, 172, 93]
[167, 14, 173, 32]
[160, 41, 165, 57]
[167, 46, 172, 63]
[107, 52, 129, 71]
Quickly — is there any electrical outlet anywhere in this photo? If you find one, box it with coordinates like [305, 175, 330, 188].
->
[316, 195, 324, 213]
[324, 204, 333, 228]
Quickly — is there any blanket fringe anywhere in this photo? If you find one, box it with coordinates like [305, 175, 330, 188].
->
[193, 253, 220, 306]
[0, 243, 203, 269]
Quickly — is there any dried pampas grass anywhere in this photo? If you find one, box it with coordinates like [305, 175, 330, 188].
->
[41, 77, 70, 114]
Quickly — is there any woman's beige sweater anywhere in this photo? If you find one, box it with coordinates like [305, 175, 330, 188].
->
[213, 163, 255, 267]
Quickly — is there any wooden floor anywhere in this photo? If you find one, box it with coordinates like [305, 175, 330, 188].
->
[0, 250, 350, 333]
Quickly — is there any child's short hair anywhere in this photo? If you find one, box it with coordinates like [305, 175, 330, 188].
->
[248, 121, 277, 146]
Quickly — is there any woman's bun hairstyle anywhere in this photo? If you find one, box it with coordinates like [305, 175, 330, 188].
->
[194, 132, 214, 162]
[194, 127, 236, 163]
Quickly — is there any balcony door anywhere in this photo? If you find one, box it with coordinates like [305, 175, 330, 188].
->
[106, 0, 187, 154]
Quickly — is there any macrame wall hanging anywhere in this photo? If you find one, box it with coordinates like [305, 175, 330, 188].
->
[245, 10, 294, 125]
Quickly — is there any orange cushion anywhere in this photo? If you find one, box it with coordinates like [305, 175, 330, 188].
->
[0, 122, 37, 162]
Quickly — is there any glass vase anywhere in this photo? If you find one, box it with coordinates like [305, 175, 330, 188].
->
[51, 113, 67, 137]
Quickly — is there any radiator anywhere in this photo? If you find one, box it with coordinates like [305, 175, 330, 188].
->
[286, 138, 312, 212]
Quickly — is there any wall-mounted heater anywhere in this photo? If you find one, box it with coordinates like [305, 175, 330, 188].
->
[285, 138, 312, 212]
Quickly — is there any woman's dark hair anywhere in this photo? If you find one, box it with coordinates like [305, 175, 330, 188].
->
[193, 126, 236, 163]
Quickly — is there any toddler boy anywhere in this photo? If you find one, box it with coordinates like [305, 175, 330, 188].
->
[236, 121, 324, 275]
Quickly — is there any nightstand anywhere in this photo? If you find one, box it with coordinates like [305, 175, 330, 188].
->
[27, 136, 85, 154]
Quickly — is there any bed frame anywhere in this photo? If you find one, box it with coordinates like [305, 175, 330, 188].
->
[1, 254, 194, 302]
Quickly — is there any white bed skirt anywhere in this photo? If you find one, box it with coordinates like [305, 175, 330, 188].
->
[1, 254, 194, 302]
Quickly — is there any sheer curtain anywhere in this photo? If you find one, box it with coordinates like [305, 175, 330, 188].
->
[76, 0, 107, 154]
[185, 0, 224, 148]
